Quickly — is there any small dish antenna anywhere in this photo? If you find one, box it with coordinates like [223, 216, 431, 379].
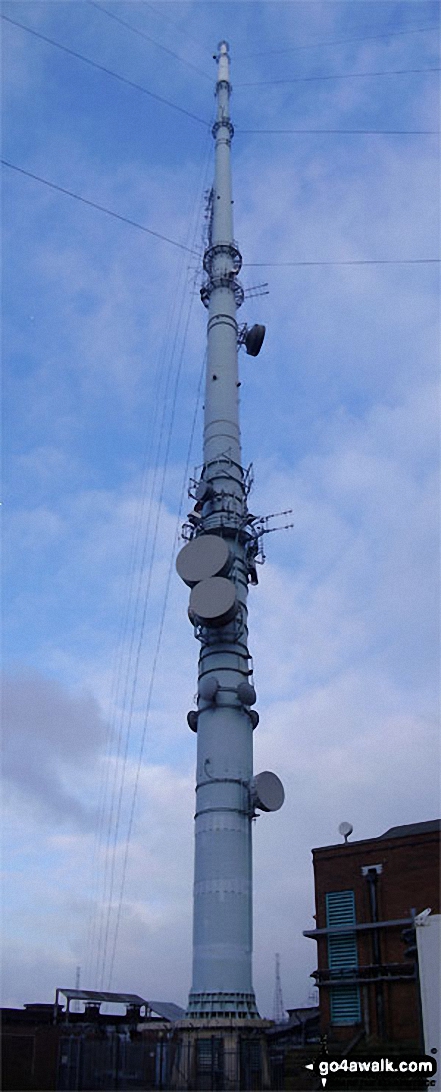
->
[237, 680, 256, 706]
[187, 711, 198, 733]
[252, 771, 285, 813]
[338, 821, 353, 844]
[237, 323, 266, 356]
[199, 675, 219, 703]
[245, 324, 265, 357]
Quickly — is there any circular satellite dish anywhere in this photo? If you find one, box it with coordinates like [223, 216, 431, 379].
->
[187, 711, 198, 732]
[248, 710, 259, 730]
[338, 821, 354, 842]
[237, 681, 257, 706]
[176, 535, 230, 587]
[245, 324, 266, 357]
[188, 577, 237, 627]
[253, 771, 285, 812]
[199, 675, 219, 702]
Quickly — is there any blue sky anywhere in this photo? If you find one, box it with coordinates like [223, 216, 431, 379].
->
[2, 0, 440, 1017]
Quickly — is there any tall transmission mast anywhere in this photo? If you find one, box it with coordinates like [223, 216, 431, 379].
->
[176, 41, 284, 1021]
[272, 953, 286, 1024]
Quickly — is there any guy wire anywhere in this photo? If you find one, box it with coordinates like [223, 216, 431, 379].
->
[88, 128, 212, 991]
[107, 345, 207, 991]
[103, 139, 213, 989]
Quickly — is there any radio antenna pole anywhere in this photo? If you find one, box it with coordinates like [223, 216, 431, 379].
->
[176, 41, 284, 1021]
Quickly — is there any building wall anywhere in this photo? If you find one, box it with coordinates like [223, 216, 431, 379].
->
[1, 1011, 172, 1091]
[2, 1019, 60, 1091]
[311, 825, 440, 1046]
[169, 1019, 273, 1091]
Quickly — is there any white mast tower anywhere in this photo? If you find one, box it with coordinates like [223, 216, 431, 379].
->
[176, 41, 284, 1021]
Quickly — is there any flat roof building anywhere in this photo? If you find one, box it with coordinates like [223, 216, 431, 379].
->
[1, 991, 184, 1091]
[304, 820, 440, 1050]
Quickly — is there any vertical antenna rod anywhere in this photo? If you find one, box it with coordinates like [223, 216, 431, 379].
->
[74, 965, 81, 1013]
[273, 953, 286, 1024]
[176, 41, 284, 1021]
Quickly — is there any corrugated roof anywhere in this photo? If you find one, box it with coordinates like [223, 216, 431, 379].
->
[59, 990, 148, 1005]
[57, 990, 185, 1021]
[148, 1001, 186, 1021]
[379, 820, 441, 839]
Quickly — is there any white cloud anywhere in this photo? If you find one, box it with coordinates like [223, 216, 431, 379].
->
[2, 670, 109, 826]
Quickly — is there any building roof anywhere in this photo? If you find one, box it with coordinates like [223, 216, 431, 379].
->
[58, 990, 148, 1005]
[286, 1006, 320, 1024]
[379, 820, 441, 839]
[55, 990, 185, 1021]
[147, 1001, 186, 1021]
[313, 819, 440, 852]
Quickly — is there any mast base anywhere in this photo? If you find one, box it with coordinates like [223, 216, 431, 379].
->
[186, 991, 259, 1019]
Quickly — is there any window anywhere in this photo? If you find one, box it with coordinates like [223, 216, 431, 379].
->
[326, 890, 361, 1024]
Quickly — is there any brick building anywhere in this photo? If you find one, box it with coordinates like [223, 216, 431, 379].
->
[1, 991, 182, 1091]
[303, 819, 440, 1049]
[2, 990, 274, 1091]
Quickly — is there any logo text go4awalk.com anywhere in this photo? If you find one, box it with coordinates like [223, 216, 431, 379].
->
[305, 1053, 437, 1089]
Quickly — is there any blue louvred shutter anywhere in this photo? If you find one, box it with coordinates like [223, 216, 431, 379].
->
[326, 890, 361, 1024]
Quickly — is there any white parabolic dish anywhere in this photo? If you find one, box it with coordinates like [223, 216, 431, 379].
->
[188, 576, 237, 626]
[176, 534, 230, 587]
[253, 771, 285, 812]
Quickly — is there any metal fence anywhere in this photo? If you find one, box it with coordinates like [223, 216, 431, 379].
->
[56, 1031, 265, 1091]
[57, 1033, 169, 1090]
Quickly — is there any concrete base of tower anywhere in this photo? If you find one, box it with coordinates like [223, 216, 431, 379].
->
[186, 991, 259, 1019]
[169, 1017, 273, 1090]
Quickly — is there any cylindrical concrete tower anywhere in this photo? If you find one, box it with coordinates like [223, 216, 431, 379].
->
[176, 42, 284, 1021]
